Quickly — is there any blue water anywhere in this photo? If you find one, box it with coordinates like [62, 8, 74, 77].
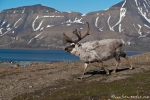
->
[0, 49, 142, 62]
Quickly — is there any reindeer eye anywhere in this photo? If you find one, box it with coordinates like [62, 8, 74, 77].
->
[72, 44, 75, 47]
[78, 44, 81, 47]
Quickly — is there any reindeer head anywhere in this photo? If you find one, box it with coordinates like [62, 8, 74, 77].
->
[62, 22, 90, 53]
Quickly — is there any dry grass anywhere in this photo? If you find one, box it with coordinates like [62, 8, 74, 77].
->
[13, 69, 150, 100]
[1, 52, 150, 100]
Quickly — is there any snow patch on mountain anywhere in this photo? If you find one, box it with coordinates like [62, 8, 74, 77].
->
[135, 0, 138, 6]
[144, 0, 150, 7]
[112, 8, 126, 29]
[0, 28, 3, 34]
[32, 16, 44, 31]
[14, 18, 22, 28]
[32, 15, 64, 31]
[7, 24, 10, 28]
[122, 0, 127, 7]
[95, 17, 103, 32]
[0, 28, 12, 37]
[28, 32, 43, 44]
[73, 18, 83, 23]
[119, 24, 124, 33]
[65, 18, 83, 24]
[40, 27, 44, 31]
[133, 24, 142, 35]
[95, 17, 99, 27]
[138, 34, 147, 38]
[144, 24, 150, 28]
[81, 14, 86, 16]
[66, 24, 71, 26]
[108, 0, 127, 31]
[138, 7, 150, 23]
[107, 15, 113, 31]
[22, 8, 25, 13]
[1, 21, 6, 27]
[46, 25, 54, 28]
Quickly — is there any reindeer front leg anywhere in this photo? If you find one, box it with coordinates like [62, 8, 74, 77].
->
[125, 56, 133, 69]
[121, 52, 133, 69]
[79, 62, 89, 79]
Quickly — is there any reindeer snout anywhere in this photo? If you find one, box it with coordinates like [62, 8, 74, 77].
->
[64, 47, 70, 52]
[64, 46, 74, 52]
[64, 47, 68, 51]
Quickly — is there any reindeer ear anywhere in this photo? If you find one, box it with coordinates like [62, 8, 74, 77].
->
[62, 37, 68, 45]
[77, 43, 81, 47]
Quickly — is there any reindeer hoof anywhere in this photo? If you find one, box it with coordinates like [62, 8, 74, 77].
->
[129, 67, 133, 70]
[78, 76, 84, 79]
[111, 71, 116, 74]
[129, 65, 133, 69]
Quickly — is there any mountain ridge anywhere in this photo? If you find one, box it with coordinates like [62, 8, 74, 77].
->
[0, 4, 58, 14]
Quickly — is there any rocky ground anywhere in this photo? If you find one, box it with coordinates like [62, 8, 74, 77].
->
[0, 52, 150, 100]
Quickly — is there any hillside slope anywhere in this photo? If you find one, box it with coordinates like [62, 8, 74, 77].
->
[0, 0, 150, 51]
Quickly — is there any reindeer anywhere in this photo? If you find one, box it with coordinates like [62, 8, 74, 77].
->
[62, 22, 133, 79]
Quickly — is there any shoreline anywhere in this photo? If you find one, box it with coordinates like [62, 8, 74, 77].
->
[0, 48, 62, 50]
[0, 48, 149, 52]
[0, 49, 145, 63]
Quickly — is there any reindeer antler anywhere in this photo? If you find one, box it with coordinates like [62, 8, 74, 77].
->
[62, 22, 90, 45]
[73, 29, 82, 40]
[76, 22, 90, 42]
[62, 33, 74, 45]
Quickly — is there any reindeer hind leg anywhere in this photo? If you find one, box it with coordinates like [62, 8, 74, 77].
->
[112, 54, 120, 74]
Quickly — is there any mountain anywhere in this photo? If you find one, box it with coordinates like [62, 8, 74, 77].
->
[0, 0, 150, 51]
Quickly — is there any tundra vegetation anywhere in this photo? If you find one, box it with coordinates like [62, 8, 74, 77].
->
[10, 52, 150, 100]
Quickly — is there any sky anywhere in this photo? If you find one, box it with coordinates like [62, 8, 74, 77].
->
[0, 0, 123, 14]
